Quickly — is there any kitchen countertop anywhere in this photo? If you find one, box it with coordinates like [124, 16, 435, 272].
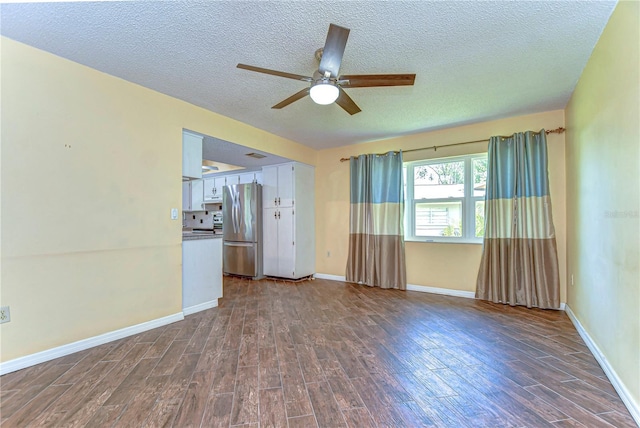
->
[182, 230, 223, 241]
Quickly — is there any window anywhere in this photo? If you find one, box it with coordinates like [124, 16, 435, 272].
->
[404, 153, 487, 243]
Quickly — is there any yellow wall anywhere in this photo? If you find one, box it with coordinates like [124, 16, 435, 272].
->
[315, 110, 567, 301]
[565, 0, 640, 411]
[0, 37, 315, 362]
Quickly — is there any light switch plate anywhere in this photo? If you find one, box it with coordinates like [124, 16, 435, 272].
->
[171, 208, 179, 220]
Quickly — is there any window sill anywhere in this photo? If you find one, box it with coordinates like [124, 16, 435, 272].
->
[404, 237, 483, 245]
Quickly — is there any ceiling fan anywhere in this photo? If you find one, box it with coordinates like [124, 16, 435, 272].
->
[237, 24, 416, 115]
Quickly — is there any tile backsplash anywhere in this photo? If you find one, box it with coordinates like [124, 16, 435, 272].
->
[183, 203, 222, 229]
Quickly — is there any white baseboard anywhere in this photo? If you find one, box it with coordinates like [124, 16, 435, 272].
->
[0, 312, 184, 376]
[183, 299, 218, 316]
[406, 283, 477, 299]
[315, 274, 566, 309]
[314, 273, 347, 282]
[314, 273, 477, 299]
[565, 305, 640, 425]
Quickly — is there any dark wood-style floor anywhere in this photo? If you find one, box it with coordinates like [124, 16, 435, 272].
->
[0, 277, 636, 427]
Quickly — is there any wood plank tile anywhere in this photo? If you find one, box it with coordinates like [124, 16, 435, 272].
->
[104, 357, 159, 406]
[112, 374, 169, 427]
[259, 388, 287, 428]
[259, 346, 281, 389]
[280, 362, 313, 418]
[341, 407, 376, 428]
[295, 344, 325, 384]
[1, 383, 70, 427]
[321, 360, 364, 409]
[57, 343, 153, 427]
[150, 339, 189, 377]
[144, 327, 181, 359]
[211, 349, 239, 394]
[84, 404, 125, 427]
[172, 370, 216, 428]
[287, 414, 318, 427]
[0, 363, 73, 421]
[143, 353, 201, 427]
[0, 277, 634, 428]
[306, 381, 347, 427]
[28, 360, 117, 425]
[230, 365, 259, 425]
[525, 384, 617, 427]
[238, 334, 259, 367]
[596, 410, 638, 428]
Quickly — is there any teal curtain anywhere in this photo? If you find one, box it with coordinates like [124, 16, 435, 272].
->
[346, 151, 407, 290]
[476, 130, 560, 309]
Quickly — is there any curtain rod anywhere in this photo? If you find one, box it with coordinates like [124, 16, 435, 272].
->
[339, 127, 566, 162]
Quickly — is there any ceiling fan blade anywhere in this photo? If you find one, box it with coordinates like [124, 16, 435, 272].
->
[271, 88, 310, 109]
[318, 24, 350, 78]
[237, 64, 313, 82]
[335, 88, 361, 115]
[339, 74, 416, 88]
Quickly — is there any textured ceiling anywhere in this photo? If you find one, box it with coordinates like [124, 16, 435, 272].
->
[1, 1, 616, 150]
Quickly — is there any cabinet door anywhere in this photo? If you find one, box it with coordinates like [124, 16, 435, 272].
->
[213, 177, 225, 199]
[182, 181, 191, 211]
[225, 174, 240, 187]
[254, 171, 263, 184]
[203, 177, 217, 201]
[278, 207, 296, 277]
[238, 172, 256, 184]
[182, 131, 203, 179]
[263, 208, 279, 277]
[277, 165, 294, 207]
[262, 166, 279, 209]
[191, 179, 204, 211]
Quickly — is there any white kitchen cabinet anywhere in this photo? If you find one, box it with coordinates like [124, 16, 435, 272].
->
[182, 131, 203, 179]
[224, 174, 240, 186]
[203, 176, 225, 201]
[182, 237, 223, 313]
[182, 179, 204, 211]
[262, 162, 315, 279]
[262, 164, 296, 208]
[239, 171, 261, 184]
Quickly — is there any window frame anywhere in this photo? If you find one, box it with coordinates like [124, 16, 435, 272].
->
[404, 153, 487, 244]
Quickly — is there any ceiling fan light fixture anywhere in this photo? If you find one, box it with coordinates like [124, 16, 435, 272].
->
[309, 82, 339, 105]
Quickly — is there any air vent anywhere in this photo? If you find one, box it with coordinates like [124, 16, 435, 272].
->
[245, 153, 266, 159]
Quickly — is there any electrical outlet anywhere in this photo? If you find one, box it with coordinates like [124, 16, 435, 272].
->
[0, 306, 10, 324]
[571, 274, 574, 286]
[171, 208, 179, 220]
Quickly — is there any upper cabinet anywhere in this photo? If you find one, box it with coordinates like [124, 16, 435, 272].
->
[239, 171, 262, 185]
[182, 179, 204, 211]
[262, 164, 295, 209]
[182, 131, 203, 179]
[203, 177, 225, 201]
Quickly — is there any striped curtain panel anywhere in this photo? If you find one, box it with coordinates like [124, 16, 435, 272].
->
[476, 130, 560, 309]
[346, 151, 407, 290]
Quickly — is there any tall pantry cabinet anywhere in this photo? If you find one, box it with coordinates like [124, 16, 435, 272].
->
[262, 162, 315, 279]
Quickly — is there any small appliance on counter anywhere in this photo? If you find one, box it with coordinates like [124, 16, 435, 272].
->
[223, 182, 263, 279]
[212, 211, 223, 234]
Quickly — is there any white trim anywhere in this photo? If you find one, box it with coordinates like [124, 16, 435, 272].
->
[406, 283, 476, 299]
[182, 299, 218, 316]
[314, 274, 477, 299]
[565, 305, 640, 425]
[314, 273, 347, 282]
[315, 275, 566, 308]
[0, 312, 184, 376]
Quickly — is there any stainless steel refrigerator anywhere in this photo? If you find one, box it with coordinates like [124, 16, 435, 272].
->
[222, 182, 263, 279]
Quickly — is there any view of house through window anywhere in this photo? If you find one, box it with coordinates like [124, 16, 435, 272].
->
[404, 154, 487, 242]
